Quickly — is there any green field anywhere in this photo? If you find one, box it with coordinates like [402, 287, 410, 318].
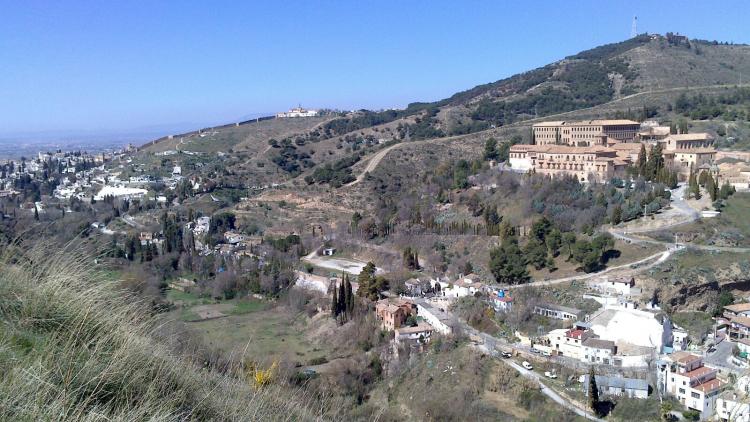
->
[185, 306, 328, 364]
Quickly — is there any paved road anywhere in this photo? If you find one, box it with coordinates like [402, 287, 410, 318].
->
[503, 356, 604, 420]
[704, 340, 748, 373]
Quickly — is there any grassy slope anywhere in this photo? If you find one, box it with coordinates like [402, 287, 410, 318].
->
[0, 246, 337, 421]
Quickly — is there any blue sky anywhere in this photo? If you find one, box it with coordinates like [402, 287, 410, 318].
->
[1, 1, 748, 139]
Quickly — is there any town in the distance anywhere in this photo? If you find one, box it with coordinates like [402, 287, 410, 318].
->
[4, 30, 750, 422]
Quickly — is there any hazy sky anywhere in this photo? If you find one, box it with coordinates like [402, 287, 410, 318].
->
[1, 1, 748, 137]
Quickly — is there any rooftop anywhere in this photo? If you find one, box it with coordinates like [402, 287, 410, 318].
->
[664, 133, 714, 141]
[682, 366, 716, 380]
[671, 351, 703, 365]
[585, 375, 649, 391]
[532, 119, 639, 127]
[395, 323, 434, 336]
[731, 315, 750, 328]
[724, 303, 750, 313]
[537, 302, 582, 315]
[582, 338, 616, 350]
[694, 378, 724, 393]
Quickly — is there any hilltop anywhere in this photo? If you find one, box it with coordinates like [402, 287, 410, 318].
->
[135, 34, 750, 195]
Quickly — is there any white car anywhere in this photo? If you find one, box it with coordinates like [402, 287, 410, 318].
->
[544, 371, 557, 379]
[522, 361, 533, 370]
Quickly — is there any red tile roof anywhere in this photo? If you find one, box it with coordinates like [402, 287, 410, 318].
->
[682, 366, 715, 380]
[567, 329, 585, 339]
[694, 378, 723, 393]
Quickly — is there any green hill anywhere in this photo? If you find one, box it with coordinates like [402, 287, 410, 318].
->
[0, 245, 337, 421]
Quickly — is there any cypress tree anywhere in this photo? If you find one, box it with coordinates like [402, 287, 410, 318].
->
[331, 285, 338, 318]
[337, 279, 347, 323]
[637, 144, 647, 176]
[588, 366, 599, 414]
[344, 276, 353, 318]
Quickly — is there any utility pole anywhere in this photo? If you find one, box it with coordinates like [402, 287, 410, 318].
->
[631, 16, 638, 38]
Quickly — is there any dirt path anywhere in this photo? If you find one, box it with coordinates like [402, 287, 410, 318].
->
[345, 143, 404, 186]
[345, 83, 749, 182]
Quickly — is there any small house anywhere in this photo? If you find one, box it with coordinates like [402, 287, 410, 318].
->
[583, 375, 649, 399]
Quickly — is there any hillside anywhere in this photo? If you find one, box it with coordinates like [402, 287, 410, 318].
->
[133, 34, 750, 196]
[0, 245, 338, 420]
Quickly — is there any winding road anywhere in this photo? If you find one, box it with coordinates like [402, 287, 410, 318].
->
[345, 84, 749, 183]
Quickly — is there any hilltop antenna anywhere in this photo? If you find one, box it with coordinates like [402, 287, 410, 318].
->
[631, 16, 638, 38]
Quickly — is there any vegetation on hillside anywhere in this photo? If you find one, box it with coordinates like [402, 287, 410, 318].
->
[0, 245, 338, 420]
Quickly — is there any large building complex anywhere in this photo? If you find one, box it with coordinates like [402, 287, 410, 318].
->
[660, 133, 716, 173]
[532, 120, 640, 147]
[514, 119, 717, 182]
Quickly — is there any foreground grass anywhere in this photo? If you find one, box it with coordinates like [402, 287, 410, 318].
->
[0, 245, 338, 421]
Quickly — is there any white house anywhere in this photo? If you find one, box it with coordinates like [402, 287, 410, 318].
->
[394, 323, 434, 345]
[717, 377, 750, 422]
[417, 302, 454, 335]
[597, 276, 636, 296]
[662, 352, 724, 420]
[490, 290, 513, 312]
[276, 107, 318, 118]
[534, 303, 582, 321]
[582, 338, 617, 365]
[583, 375, 649, 399]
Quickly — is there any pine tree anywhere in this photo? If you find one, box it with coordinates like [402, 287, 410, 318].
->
[588, 366, 599, 414]
[611, 205, 622, 226]
[33, 206, 39, 221]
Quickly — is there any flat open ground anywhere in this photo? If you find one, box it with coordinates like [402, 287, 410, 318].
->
[528, 239, 662, 281]
[182, 305, 330, 364]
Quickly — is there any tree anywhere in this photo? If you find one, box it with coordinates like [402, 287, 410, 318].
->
[688, 167, 701, 200]
[545, 228, 562, 257]
[530, 217, 552, 241]
[562, 232, 577, 259]
[331, 284, 339, 318]
[636, 143, 647, 176]
[344, 276, 354, 318]
[705, 172, 717, 201]
[462, 261, 473, 275]
[337, 279, 347, 323]
[33, 206, 39, 221]
[483, 137, 499, 161]
[611, 204, 623, 226]
[523, 238, 548, 270]
[402, 247, 419, 270]
[357, 262, 386, 300]
[489, 237, 530, 284]
[587, 366, 599, 414]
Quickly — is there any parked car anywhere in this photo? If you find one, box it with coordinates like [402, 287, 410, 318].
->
[522, 361, 533, 370]
[544, 371, 557, 379]
[501, 351, 512, 358]
[541, 350, 552, 357]
[530, 348, 541, 354]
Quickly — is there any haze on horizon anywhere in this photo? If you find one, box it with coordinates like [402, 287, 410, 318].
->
[1, 0, 749, 141]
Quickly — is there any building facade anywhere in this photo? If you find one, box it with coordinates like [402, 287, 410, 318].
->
[662, 352, 724, 420]
[532, 120, 640, 147]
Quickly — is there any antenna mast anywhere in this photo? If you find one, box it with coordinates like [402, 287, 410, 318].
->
[631, 16, 638, 38]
